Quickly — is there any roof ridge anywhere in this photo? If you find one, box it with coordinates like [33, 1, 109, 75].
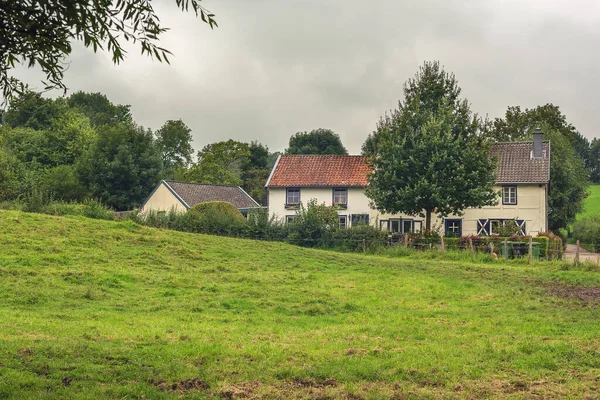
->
[165, 180, 241, 188]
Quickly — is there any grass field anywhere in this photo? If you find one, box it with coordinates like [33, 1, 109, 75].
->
[579, 184, 600, 220]
[1, 211, 600, 399]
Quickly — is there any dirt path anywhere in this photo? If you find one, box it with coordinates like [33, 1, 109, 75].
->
[564, 244, 599, 263]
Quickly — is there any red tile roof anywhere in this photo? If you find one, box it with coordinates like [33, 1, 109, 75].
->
[266, 155, 371, 187]
[266, 142, 551, 188]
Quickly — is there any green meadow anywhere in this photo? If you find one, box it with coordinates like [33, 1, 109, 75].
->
[579, 184, 600, 220]
[1, 210, 599, 399]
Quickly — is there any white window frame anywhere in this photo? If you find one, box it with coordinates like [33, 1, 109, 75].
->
[502, 186, 517, 205]
[285, 215, 296, 224]
[338, 215, 347, 229]
[286, 188, 300, 205]
[333, 188, 348, 205]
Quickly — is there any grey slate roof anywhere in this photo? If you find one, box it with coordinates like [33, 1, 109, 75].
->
[491, 141, 550, 184]
[164, 181, 261, 209]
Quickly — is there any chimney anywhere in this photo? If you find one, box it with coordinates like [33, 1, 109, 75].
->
[532, 128, 543, 159]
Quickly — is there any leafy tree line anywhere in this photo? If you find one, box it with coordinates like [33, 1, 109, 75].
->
[0, 91, 281, 209]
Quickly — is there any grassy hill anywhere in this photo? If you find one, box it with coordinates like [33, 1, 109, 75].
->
[579, 184, 600, 220]
[1, 211, 600, 399]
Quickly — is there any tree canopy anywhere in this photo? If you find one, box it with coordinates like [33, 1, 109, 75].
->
[286, 128, 348, 155]
[77, 123, 162, 210]
[365, 61, 498, 231]
[155, 119, 194, 171]
[486, 105, 589, 231]
[0, 0, 217, 100]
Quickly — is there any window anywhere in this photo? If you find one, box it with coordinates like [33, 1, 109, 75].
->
[285, 215, 296, 224]
[351, 214, 370, 226]
[333, 188, 348, 205]
[445, 219, 462, 237]
[502, 186, 517, 205]
[339, 215, 347, 229]
[413, 221, 422, 234]
[386, 218, 423, 234]
[286, 188, 300, 204]
[477, 219, 526, 236]
[403, 220, 413, 234]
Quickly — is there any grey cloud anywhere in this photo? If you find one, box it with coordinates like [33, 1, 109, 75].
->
[11, 0, 600, 154]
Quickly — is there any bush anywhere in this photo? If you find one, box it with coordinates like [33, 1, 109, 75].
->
[573, 216, 600, 252]
[246, 208, 289, 241]
[286, 199, 339, 247]
[82, 198, 114, 220]
[331, 225, 388, 252]
[187, 201, 247, 237]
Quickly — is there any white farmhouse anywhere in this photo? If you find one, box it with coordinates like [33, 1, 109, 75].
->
[265, 133, 550, 236]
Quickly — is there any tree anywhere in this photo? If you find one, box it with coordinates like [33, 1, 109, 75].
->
[184, 140, 249, 185]
[286, 128, 348, 155]
[240, 141, 270, 205]
[2, 91, 66, 130]
[0, 146, 26, 201]
[155, 119, 194, 171]
[0, 107, 95, 167]
[486, 105, 589, 231]
[365, 61, 498, 231]
[1, 0, 217, 100]
[77, 123, 162, 210]
[590, 138, 600, 183]
[67, 91, 131, 127]
[486, 104, 589, 165]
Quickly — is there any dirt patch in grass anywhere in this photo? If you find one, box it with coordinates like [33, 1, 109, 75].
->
[547, 285, 600, 303]
[151, 378, 210, 393]
[215, 378, 591, 400]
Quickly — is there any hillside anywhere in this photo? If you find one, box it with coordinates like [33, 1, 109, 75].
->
[1, 211, 600, 399]
[579, 184, 600, 220]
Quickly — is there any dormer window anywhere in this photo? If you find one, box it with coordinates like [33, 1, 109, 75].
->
[502, 186, 517, 205]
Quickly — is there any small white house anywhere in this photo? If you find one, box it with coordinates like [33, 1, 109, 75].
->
[140, 180, 262, 217]
[265, 133, 550, 236]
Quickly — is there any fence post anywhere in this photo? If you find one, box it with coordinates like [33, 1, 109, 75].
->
[440, 235, 446, 252]
[504, 239, 508, 261]
[404, 234, 408, 248]
[363, 238, 367, 253]
[489, 242, 494, 256]
[528, 236, 533, 264]
[575, 240, 580, 265]
[468, 237, 475, 261]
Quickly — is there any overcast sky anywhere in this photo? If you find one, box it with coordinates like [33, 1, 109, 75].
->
[13, 0, 600, 154]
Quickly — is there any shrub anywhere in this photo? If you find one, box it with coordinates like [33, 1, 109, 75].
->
[20, 188, 54, 213]
[246, 208, 288, 241]
[331, 225, 388, 252]
[573, 216, 600, 252]
[287, 199, 339, 247]
[43, 201, 84, 216]
[82, 198, 114, 220]
[187, 201, 247, 237]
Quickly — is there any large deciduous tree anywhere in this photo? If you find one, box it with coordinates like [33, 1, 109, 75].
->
[589, 138, 600, 183]
[155, 119, 194, 172]
[67, 92, 132, 127]
[184, 140, 249, 185]
[486, 105, 589, 231]
[286, 128, 348, 155]
[365, 61, 498, 231]
[77, 123, 162, 210]
[0, 0, 217, 100]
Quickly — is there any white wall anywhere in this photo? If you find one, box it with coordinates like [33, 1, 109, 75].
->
[267, 184, 547, 235]
[140, 183, 187, 214]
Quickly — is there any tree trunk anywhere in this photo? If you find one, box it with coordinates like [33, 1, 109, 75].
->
[425, 208, 432, 233]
